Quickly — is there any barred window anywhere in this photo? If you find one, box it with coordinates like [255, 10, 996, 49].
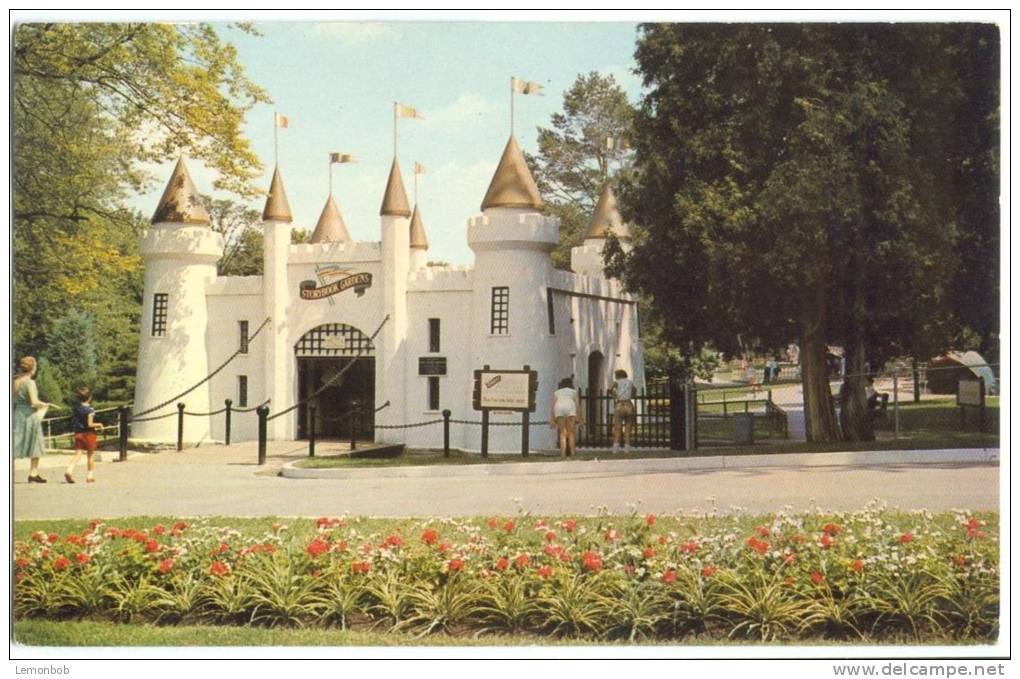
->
[427, 376, 440, 411]
[238, 375, 248, 408]
[547, 289, 556, 335]
[428, 318, 441, 353]
[490, 287, 509, 335]
[239, 320, 249, 354]
[151, 293, 168, 337]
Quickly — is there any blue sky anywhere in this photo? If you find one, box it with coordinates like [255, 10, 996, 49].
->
[135, 21, 643, 265]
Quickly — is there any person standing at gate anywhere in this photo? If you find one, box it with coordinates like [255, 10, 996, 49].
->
[550, 377, 581, 458]
[13, 356, 51, 483]
[65, 386, 103, 483]
[608, 369, 636, 452]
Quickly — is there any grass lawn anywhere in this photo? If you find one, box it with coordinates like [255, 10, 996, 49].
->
[875, 397, 999, 447]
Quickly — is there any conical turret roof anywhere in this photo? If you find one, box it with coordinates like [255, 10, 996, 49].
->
[262, 165, 293, 223]
[310, 195, 351, 244]
[480, 136, 543, 211]
[583, 182, 631, 241]
[409, 204, 429, 250]
[151, 158, 210, 225]
[379, 158, 412, 217]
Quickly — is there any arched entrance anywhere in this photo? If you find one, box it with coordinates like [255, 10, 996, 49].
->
[295, 323, 375, 440]
[587, 350, 605, 442]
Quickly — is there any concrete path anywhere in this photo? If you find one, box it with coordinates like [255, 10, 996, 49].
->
[767, 383, 807, 441]
[13, 440, 999, 520]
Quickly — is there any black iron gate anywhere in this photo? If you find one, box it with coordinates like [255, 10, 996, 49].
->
[577, 381, 677, 448]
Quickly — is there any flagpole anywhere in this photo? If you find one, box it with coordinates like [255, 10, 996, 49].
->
[414, 168, 418, 205]
[274, 112, 278, 166]
[510, 77, 515, 137]
[329, 156, 333, 196]
[393, 102, 398, 158]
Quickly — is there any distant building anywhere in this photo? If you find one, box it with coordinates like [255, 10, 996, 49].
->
[131, 135, 644, 452]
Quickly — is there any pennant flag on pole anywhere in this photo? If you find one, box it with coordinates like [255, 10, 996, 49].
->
[511, 77, 544, 95]
[394, 102, 425, 120]
[330, 152, 356, 164]
[274, 113, 290, 128]
[414, 162, 426, 175]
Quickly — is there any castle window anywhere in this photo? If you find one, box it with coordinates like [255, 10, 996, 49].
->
[490, 287, 509, 335]
[428, 318, 441, 353]
[237, 375, 248, 408]
[427, 376, 440, 410]
[151, 293, 168, 337]
[547, 289, 555, 335]
[239, 320, 249, 354]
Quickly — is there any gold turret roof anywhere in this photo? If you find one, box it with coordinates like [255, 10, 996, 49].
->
[262, 165, 293, 223]
[379, 158, 412, 217]
[310, 195, 351, 244]
[583, 182, 631, 241]
[151, 158, 210, 226]
[481, 136, 544, 211]
[409, 204, 429, 250]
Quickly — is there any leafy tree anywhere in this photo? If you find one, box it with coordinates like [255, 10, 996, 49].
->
[34, 357, 67, 406]
[291, 228, 312, 245]
[526, 72, 635, 269]
[204, 196, 264, 276]
[612, 24, 999, 442]
[47, 309, 101, 399]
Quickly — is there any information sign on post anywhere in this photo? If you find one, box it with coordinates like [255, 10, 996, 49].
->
[957, 377, 986, 431]
[471, 366, 539, 458]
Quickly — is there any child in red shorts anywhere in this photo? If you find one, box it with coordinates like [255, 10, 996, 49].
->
[66, 386, 103, 483]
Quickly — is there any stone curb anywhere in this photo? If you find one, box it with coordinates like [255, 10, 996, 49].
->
[280, 447, 999, 481]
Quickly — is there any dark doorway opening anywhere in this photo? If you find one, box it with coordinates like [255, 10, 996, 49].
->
[297, 358, 375, 439]
[587, 350, 605, 439]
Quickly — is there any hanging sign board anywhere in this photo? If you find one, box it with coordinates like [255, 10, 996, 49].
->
[418, 357, 448, 376]
[957, 379, 983, 407]
[299, 271, 372, 300]
[472, 368, 538, 412]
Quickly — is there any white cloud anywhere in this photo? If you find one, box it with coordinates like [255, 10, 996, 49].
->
[427, 93, 493, 126]
[309, 22, 399, 45]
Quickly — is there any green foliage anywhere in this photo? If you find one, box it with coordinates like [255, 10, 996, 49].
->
[33, 357, 66, 405]
[204, 195, 264, 276]
[47, 310, 100, 398]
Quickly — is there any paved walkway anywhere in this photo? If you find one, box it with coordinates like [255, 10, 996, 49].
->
[766, 383, 807, 440]
[13, 440, 999, 520]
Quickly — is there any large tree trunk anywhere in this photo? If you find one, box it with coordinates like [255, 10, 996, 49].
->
[800, 287, 842, 442]
[839, 333, 875, 441]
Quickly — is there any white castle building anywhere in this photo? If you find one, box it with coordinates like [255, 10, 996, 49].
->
[132, 135, 644, 452]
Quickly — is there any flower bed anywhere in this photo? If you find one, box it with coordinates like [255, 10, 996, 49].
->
[13, 507, 998, 643]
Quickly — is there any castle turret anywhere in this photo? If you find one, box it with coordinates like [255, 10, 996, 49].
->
[133, 158, 223, 443]
[571, 181, 631, 275]
[409, 204, 429, 270]
[377, 158, 411, 442]
[262, 165, 294, 439]
[468, 136, 560, 451]
[310, 195, 351, 244]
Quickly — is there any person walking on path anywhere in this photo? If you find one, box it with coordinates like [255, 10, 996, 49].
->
[65, 386, 103, 483]
[13, 356, 52, 483]
[550, 377, 582, 458]
[608, 369, 636, 452]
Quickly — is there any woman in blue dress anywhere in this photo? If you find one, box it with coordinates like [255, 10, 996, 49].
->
[13, 356, 52, 482]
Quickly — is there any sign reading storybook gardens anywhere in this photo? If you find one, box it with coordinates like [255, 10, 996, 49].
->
[299, 270, 372, 300]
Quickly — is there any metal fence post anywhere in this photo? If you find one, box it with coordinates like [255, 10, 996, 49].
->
[892, 371, 900, 439]
[224, 399, 233, 446]
[442, 409, 451, 458]
[912, 358, 921, 403]
[257, 406, 268, 466]
[176, 402, 185, 452]
[118, 406, 129, 462]
[308, 404, 316, 457]
[481, 409, 489, 458]
[350, 400, 359, 451]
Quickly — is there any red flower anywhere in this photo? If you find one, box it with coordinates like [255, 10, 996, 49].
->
[658, 535, 668, 545]
[533, 519, 547, 529]
[158, 558, 174, 574]
[810, 571, 825, 586]
[487, 518, 499, 530]
[966, 517, 981, 530]
[850, 559, 864, 573]
[822, 523, 841, 536]
[899, 532, 914, 544]
[643, 547, 655, 559]
[15, 557, 29, 569]
[756, 525, 770, 538]
[746, 537, 769, 555]
[503, 520, 515, 533]
[351, 560, 371, 574]
[791, 534, 806, 544]
[820, 534, 834, 550]
[334, 540, 348, 553]
[145, 539, 161, 554]
[662, 569, 677, 584]
[212, 542, 230, 556]
[65, 534, 84, 546]
[31, 531, 45, 543]
[679, 541, 699, 555]
[421, 528, 439, 545]
[75, 552, 90, 565]
[701, 565, 717, 578]
[581, 551, 602, 572]
[515, 553, 530, 568]
[783, 553, 796, 566]
[52, 556, 70, 571]
[562, 519, 577, 533]
[495, 557, 509, 571]
[558, 550, 572, 563]
[544, 530, 557, 542]
[438, 542, 452, 554]
[306, 538, 330, 558]
[47, 533, 59, 544]
[209, 561, 230, 576]
[381, 533, 404, 549]
[544, 544, 562, 557]
[952, 555, 968, 567]
[646, 514, 657, 527]
[537, 565, 553, 578]
[153, 524, 167, 536]
[447, 558, 465, 572]
[172, 521, 188, 532]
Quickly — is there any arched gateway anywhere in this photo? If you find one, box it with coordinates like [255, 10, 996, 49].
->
[295, 323, 375, 440]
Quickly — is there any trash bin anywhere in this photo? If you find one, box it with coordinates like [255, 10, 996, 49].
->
[734, 413, 754, 445]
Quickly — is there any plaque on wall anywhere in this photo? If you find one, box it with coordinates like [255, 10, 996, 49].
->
[418, 357, 447, 376]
